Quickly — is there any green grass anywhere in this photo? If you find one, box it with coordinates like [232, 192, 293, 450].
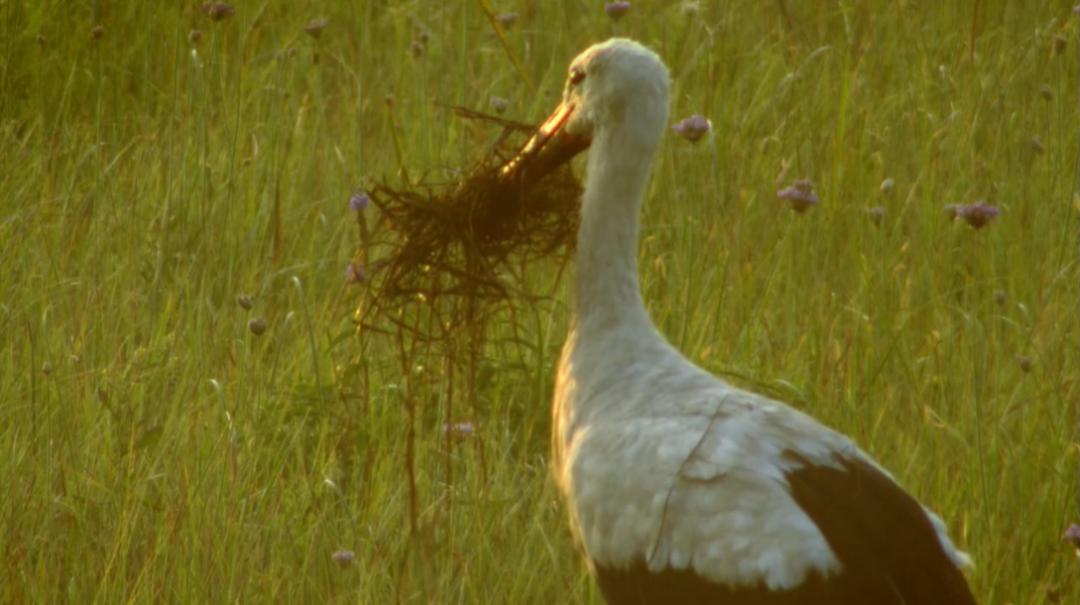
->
[2, 1, 1077, 602]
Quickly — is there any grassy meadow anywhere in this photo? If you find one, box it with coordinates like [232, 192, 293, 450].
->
[2, 1, 1079, 602]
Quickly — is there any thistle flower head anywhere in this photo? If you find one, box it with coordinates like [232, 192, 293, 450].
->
[349, 191, 369, 212]
[489, 96, 509, 114]
[949, 201, 1000, 229]
[671, 114, 712, 142]
[1063, 524, 1080, 549]
[304, 17, 329, 38]
[866, 206, 886, 226]
[496, 12, 519, 28]
[331, 550, 356, 568]
[443, 421, 476, 442]
[1016, 356, 1033, 373]
[777, 179, 819, 213]
[345, 262, 366, 284]
[605, 1, 632, 20]
[202, 3, 235, 22]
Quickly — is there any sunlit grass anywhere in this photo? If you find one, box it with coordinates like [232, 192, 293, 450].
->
[2, 1, 1077, 603]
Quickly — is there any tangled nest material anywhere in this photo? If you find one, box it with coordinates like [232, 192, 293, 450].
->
[352, 108, 583, 340]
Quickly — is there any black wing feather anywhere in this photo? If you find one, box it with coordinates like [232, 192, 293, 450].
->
[782, 451, 976, 604]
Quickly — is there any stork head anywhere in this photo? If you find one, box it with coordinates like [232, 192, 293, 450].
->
[502, 38, 670, 184]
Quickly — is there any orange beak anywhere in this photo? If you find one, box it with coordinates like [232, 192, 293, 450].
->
[499, 101, 591, 187]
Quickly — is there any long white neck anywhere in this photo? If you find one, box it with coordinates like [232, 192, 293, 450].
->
[571, 128, 659, 344]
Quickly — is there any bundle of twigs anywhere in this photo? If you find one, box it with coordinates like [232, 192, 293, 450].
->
[351, 107, 583, 340]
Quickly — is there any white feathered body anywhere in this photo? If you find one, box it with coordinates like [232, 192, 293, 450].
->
[552, 327, 968, 591]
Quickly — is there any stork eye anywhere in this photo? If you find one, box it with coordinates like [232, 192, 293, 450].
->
[569, 67, 586, 86]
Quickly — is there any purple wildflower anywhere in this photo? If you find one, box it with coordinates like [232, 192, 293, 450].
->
[1064, 524, 1080, 548]
[1016, 356, 1033, 373]
[235, 294, 254, 310]
[949, 201, 1000, 229]
[202, 3, 235, 22]
[345, 262, 366, 284]
[605, 1, 632, 20]
[331, 549, 356, 568]
[349, 191, 369, 212]
[671, 114, 712, 142]
[866, 206, 886, 226]
[489, 96, 510, 114]
[496, 12, 519, 28]
[443, 421, 476, 442]
[304, 17, 329, 38]
[777, 179, 819, 213]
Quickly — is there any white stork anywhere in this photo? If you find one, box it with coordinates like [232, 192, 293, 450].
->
[508, 38, 976, 603]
